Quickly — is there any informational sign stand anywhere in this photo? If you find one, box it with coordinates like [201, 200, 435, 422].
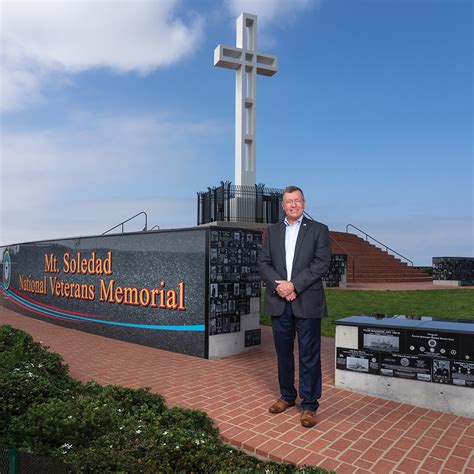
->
[0, 226, 263, 359]
[334, 315, 474, 417]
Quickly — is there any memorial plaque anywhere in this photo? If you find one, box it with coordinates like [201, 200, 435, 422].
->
[336, 348, 379, 374]
[360, 327, 405, 353]
[245, 328, 261, 347]
[407, 330, 460, 359]
[460, 334, 474, 361]
[432, 359, 451, 384]
[451, 361, 474, 387]
[380, 354, 432, 382]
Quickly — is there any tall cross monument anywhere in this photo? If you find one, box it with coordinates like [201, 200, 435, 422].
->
[214, 13, 278, 187]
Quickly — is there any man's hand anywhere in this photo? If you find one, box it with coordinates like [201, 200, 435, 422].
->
[285, 291, 297, 301]
[275, 280, 296, 299]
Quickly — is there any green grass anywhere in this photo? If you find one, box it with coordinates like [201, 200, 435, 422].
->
[261, 289, 474, 338]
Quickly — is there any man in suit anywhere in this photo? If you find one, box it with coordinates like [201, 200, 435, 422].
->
[259, 185, 331, 428]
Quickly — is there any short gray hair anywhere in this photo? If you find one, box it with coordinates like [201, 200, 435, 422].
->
[283, 186, 305, 200]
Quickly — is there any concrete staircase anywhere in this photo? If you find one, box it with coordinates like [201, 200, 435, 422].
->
[329, 231, 432, 284]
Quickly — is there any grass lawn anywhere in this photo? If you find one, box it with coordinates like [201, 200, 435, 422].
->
[261, 289, 474, 337]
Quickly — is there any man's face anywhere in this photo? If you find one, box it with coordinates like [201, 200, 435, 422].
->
[282, 190, 305, 224]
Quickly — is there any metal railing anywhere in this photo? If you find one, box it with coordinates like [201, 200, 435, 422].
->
[102, 212, 148, 235]
[304, 212, 356, 282]
[346, 223, 413, 266]
[197, 181, 283, 225]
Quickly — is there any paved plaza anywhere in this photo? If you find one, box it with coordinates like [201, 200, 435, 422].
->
[1, 301, 473, 473]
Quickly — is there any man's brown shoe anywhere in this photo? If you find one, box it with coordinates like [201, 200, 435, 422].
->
[301, 410, 317, 427]
[268, 399, 295, 414]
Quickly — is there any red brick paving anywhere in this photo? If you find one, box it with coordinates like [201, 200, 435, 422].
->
[1, 305, 473, 473]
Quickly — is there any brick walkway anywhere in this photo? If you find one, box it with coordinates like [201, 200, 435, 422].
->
[1, 306, 473, 473]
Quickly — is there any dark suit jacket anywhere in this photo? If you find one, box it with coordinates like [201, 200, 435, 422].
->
[259, 216, 331, 319]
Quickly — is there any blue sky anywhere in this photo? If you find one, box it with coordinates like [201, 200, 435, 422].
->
[1, 0, 472, 265]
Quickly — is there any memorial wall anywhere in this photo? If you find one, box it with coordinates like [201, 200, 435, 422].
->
[0, 227, 263, 359]
[335, 315, 474, 416]
[336, 316, 473, 388]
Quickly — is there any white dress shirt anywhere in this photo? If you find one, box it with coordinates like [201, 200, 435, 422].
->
[284, 216, 302, 280]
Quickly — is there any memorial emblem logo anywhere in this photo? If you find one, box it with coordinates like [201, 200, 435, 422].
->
[2, 250, 11, 290]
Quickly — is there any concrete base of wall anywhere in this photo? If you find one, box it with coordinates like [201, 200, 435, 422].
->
[335, 368, 473, 418]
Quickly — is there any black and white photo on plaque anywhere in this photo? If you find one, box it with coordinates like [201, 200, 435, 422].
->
[451, 361, 474, 387]
[222, 316, 231, 333]
[210, 266, 217, 280]
[407, 330, 460, 359]
[246, 233, 253, 243]
[211, 230, 219, 242]
[380, 354, 432, 382]
[234, 282, 240, 296]
[209, 317, 217, 335]
[234, 232, 241, 241]
[210, 283, 218, 299]
[432, 359, 451, 384]
[238, 299, 250, 314]
[218, 247, 227, 257]
[336, 348, 379, 374]
[230, 315, 240, 332]
[360, 327, 403, 353]
[215, 316, 223, 334]
[211, 248, 218, 262]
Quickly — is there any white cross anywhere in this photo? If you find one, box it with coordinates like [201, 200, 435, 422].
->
[214, 13, 278, 187]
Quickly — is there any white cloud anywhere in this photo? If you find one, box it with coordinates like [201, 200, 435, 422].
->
[224, 0, 320, 27]
[0, 112, 228, 244]
[0, 0, 204, 110]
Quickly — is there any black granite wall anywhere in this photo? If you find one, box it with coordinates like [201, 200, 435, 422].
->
[433, 257, 474, 285]
[1, 229, 208, 357]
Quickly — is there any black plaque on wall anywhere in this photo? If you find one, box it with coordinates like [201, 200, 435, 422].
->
[336, 315, 474, 389]
[208, 229, 262, 337]
[359, 327, 405, 353]
[244, 328, 261, 347]
[451, 361, 474, 387]
[460, 334, 474, 361]
[336, 348, 380, 374]
[380, 354, 432, 382]
[406, 330, 460, 359]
